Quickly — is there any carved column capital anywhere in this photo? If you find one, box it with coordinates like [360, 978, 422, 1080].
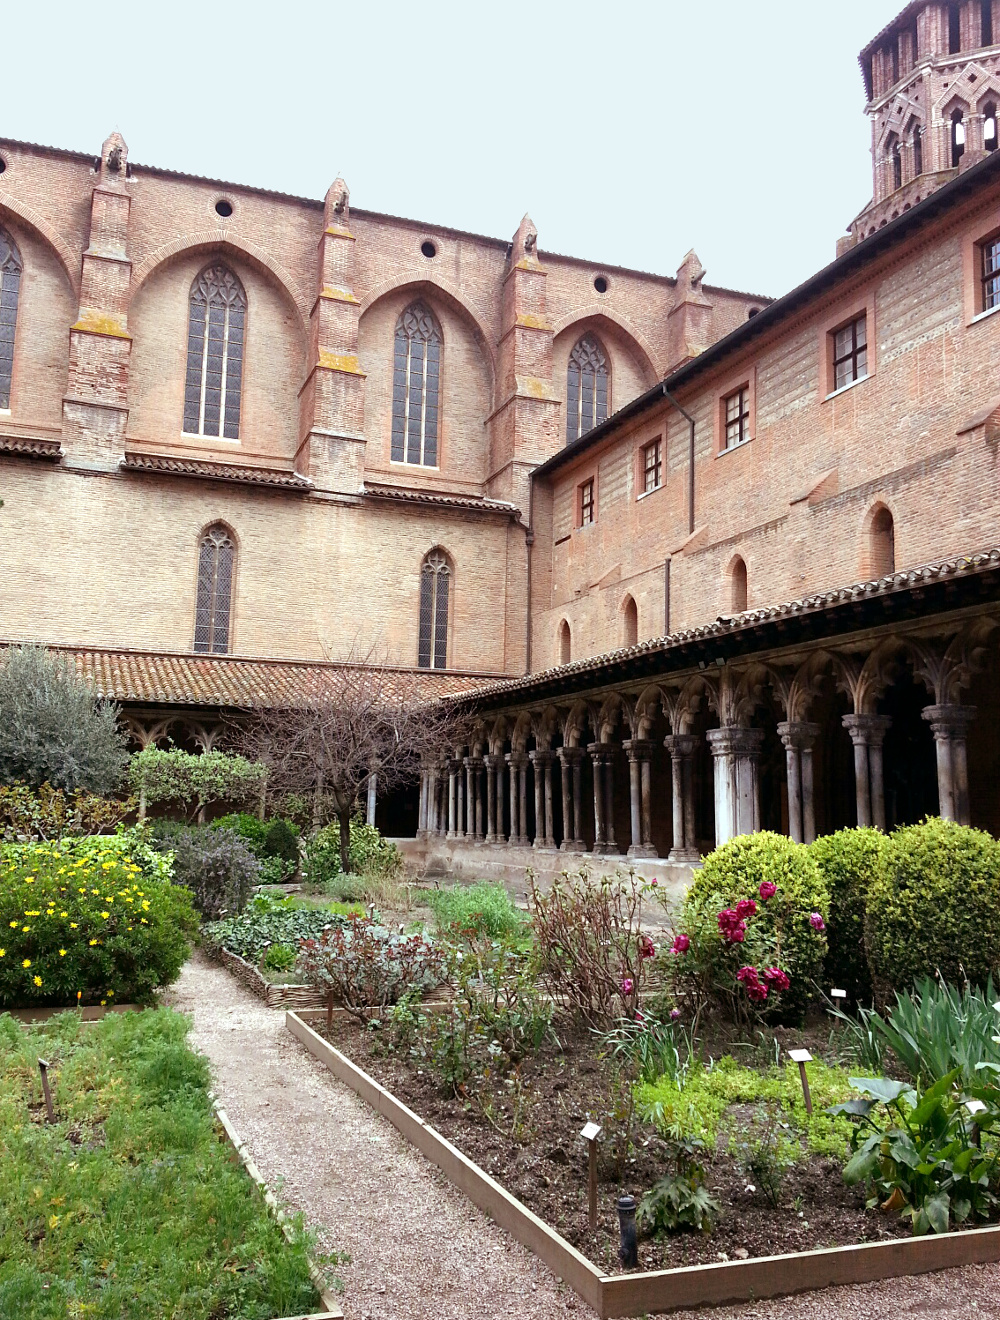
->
[842, 714, 891, 748]
[921, 704, 977, 737]
[664, 733, 699, 758]
[776, 721, 821, 752]
[706, 726, 765, 759]
[623, 739, 657, 763]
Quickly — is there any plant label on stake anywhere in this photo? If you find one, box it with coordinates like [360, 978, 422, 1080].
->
[580, 1122, 602, 1231]
[831, 988, 847, 1004]
[787, 1049, 813, 1116]
[966, 1099, 987, 1147]
[37, 1059, 56, 1123]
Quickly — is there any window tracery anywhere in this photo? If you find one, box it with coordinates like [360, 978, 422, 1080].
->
[194, 524, 236, 654]
[418, 549, 451, 669]
[392, 302, 441, 466]
[183, 265, 247, 439]
[566, 334, 609, 444]
[0, 227, 23, 411]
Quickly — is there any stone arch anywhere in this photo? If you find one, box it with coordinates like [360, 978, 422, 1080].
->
[550, 308, 659, 385]
[634, 684, 667, 738]
[673, 673, 719, 732]
[359, 275, 497, 392]
[489, 714, 511, 756]
[558, 618, 572, 665]
[726, 553, 749, 613]
[621, 593, 639, 647]
[129, 234, 308, 340]
[0, 196, 78, 296]
[861, 501, 897, 579]
[511, 710, 534, 753]
[562, 700, 593, 748]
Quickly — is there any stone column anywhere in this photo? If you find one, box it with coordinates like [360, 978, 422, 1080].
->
[447, 761, 458, 838]
[495, 755, 506, 843]
[518, 757, 530, 846]
[474, 760, 485, 840]
[506, 752, 519, 844]
[434, 768, 446, 837]
[366, 773, 377, 827]
[588, 744, 620, 855]
[922, 705, 976, 825]
[623, 739, 658, 858]
[777, 722, 821, 844]
[484, 755, 498, 843]
[706, 727, 764, 847]
[529, 751, 556, 847]
[557, 747, 585, 850]
[463, 759, 475, 837]
[664, 734, 700, 862]
[842, 715, 892, 831]
[456, 763, 466, 840]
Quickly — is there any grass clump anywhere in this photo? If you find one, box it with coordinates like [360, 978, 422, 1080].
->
[0, 1008, 330, 1318]
[426, 881, 527, 942]
[635, 1055, 855, 1159]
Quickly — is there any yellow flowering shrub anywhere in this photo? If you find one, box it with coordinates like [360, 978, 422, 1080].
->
[0, 832, 197, 1007]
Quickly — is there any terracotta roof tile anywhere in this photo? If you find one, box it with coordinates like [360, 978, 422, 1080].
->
[362, 483, 521, 518]
[121, 451, 313, 490]
[0, 435, 63, 460]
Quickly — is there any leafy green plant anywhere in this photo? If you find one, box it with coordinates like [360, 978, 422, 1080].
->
[638, 1135, 720, 1234]
[866, 818, 1000, 993]
[811, 827, 887, 1002]
[0, 834, 197, 1007]
[260, 943, 298, 973]
[427, 881, 527, 943]
[0, 1008, 330, 1317]
[0, 644, 129, 795]
[212, 811, 269, 853]
[0, 782, 136, 843]
[203, 896, 352, 967]
[150, 824, 260, 920]
[731, 1108, 797, 1209]
[825, 995, 885, 1074]
[303, 820, 406, 907]
[131, 747, 266, 824]
[263, 816, 300, 864]
[833, 1072, 1000, 1234]
[670, 831, 828, 1023]
[598, 1013, 695, 1088]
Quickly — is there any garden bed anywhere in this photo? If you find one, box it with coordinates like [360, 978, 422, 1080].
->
[208, 944, 327, 1010]
[0, 1005, 341, 1318]
[288, 1011, 1000, 1317]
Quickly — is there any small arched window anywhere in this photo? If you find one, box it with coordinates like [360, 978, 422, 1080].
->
[985, 102, 998, 152]
[194, 524, 236, 654]
[622, 595, 638, 648]
[952, 109, 966, 168]
[566, 333, 609, 445]
[418, 550, 451, 669]
[891, 138, 903, 191]
[730, 557, 748, 613]
[0, 227, 23, 411]
[183, 265, 246, 439]
[868, 506, 895, 578]
[392, 302, 442, 466]
[913, 126, 923, 176]
[559, 619, 571, 665]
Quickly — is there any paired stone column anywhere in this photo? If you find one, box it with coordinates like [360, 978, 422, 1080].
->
[557, 747, 585, 850]
[706, 727, 764, 847]
[417, 770, 428, 838]
[623, 739, 658, 859]
[506, 753, 530, 846]
[588, 743, 619, 855]
[494, 754, 506, 843]
[922, 705, 976, 825]
[471, 758, 485, 841]
[777, 722, 820, 844]
[842, 714, 891, 830]
[455, 762, 466, 840]
[484, 755, 499, 843]
[447, 760, 459, 838]
[366, 773, 377, 827]
[663, 734, 700, 862]
[529, 750, 556, 848]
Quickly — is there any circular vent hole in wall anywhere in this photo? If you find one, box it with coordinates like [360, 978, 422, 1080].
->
[215, 199, 233, 218]
[421, 240, 437, 258]
[594, 275, 608, 293]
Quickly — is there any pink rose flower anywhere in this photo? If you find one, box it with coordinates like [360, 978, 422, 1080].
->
[809, 912, 826, 931]
[621, 977, 635, 996]
[763, 967, 790, 992]
[670, 1008, 682, 1021]
[759, 881, 777, 901]
[671, 934, 690, 955]
[735, 899, 757, 921]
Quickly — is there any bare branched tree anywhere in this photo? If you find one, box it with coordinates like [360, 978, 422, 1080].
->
[233, 642, 472, 870]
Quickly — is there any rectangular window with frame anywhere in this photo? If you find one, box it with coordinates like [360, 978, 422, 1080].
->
[642, 438, 662, 493]
[723, 387, 751, 449]
[579, 478, 595, 526]
[981, 232, 1000, 311]
[832, 315, 868, 391]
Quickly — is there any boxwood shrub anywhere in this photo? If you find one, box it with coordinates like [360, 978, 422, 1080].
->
[865, 817, 1000, 994]
[682, 831, 829, 1020]
[0, 834, 197, 1007]
[810, 827, 888, 1002]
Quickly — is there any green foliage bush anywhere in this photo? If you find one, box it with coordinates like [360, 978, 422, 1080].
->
[131, 748, 265, 822]
[0, 782, 135, 843]
[426, 881, 526, 942]
[203, 895, 354, 967]
[302, 818, 400, 884]
[810, 827, 888, 1001]
[150, 824, 260, 920]
[212, 811, 269, 853]
[865, 817, 1000, 993]
[263, 817, 300, 864]
[0, 645, 129, 794]
[635, 1055, 855, 1158]
[680, 831, 828, 1019]
[0, 834, 197, 1007]
[0, 1009, 325, 1317]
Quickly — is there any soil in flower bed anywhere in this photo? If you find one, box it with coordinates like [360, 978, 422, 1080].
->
[315, 1015, 915, 1274]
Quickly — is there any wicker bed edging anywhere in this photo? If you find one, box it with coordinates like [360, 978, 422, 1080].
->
[286, 1009, 1000, 1318]
[208, 944, 327, 1009]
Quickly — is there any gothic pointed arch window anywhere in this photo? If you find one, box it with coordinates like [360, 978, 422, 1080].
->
[194, 524, 236, 654]
[730, 556, 748, 613]
[566, 333, 609, 445]
[392, 302, 442, 466]
[183, 265, 247, 439]
[558, 619, 571, 665]
[418, 549, 451, 669]
[0, 227, 23, 411]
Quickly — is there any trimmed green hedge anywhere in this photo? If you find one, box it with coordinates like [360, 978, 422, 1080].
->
[810, 827, 888, 1002]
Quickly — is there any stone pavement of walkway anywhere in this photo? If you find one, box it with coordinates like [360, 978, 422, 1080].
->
[166, 952, 1000, 1320]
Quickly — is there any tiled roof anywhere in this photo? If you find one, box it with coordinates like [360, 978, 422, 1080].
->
[121, 451, 313, 491]
[464, 548, 1000, 703]
[9, 645, 504, 708]
[0, 435, 63, 460]
[363, 482, 521, 518]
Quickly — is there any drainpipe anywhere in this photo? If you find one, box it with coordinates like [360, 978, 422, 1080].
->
[662, 386, 696, 535]
[525, 477, 534, 674]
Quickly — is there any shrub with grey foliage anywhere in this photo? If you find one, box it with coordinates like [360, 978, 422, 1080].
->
[0, 645, 128, 794]
[152, 824, 260, 920]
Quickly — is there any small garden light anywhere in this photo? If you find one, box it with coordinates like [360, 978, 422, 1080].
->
[579, 1121, 602, 1231]
[787, 1049, 813, 1116]
[617, 1194, 638, 1268]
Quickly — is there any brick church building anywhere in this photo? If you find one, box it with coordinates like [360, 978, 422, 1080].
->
[3, 2, 1000, 884]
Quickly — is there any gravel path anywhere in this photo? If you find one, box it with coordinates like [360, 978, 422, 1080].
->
[166, 953, 1000, 1320]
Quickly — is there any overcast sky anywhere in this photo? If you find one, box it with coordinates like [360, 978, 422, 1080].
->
[4, 0, 906, 299]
